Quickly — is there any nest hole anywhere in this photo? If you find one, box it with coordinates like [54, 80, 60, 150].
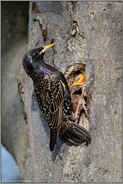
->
[66, 63, 91, 121]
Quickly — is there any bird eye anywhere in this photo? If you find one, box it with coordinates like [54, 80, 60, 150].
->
[33, 51, 37, 56]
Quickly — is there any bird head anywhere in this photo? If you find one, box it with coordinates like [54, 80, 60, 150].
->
[23, 43, 55, 76]
[23, 43, 55, 64]
[71, 70, 86, 87]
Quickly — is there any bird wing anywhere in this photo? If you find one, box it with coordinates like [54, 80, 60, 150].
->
[34, 75, 64, 150]
[45, 75, 64, 130]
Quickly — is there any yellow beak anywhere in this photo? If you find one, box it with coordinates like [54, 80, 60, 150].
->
[71, 71, 86, 87]
[40, 43, 55, 53]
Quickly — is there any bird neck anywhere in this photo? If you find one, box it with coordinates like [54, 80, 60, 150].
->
[40, 61, 55, 76]
[30, 61, 55, 80]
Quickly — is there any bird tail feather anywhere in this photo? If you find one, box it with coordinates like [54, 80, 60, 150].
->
[50, 128, 57, 151]
[60, 122, 91, 146]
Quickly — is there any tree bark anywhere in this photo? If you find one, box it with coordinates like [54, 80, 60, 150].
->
[3, 1, 122, 182]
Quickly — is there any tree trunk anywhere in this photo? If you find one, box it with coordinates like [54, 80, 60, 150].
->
[3, 1, 122, 182]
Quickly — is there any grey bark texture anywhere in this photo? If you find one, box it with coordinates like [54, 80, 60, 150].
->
[3, 1, 122, 182]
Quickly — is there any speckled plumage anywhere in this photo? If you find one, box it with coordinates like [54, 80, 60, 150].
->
[23, 45, 91, 151]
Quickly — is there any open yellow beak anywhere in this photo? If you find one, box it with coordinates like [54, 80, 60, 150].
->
[71, 71, 86, 87]
[40, 43, 55, 53]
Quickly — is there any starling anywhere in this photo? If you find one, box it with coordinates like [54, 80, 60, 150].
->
[71, 71, 87, 117]
[71, 70, 86, 87]
[23, 43, 91, 151]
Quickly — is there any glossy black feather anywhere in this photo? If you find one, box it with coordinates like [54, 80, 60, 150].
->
[23, 46, 91, 151]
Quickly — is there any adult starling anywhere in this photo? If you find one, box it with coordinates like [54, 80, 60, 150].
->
[23, 43, 91, 151]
